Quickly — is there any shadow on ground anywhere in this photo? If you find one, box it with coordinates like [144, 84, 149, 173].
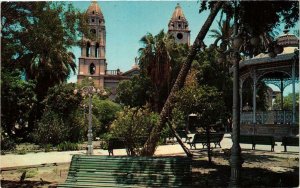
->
[191, 149, 299, 187]
[1, 180, 52, 188]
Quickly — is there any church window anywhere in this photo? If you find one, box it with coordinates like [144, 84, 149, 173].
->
[179, 16, 181, 20]
[86, 42, 91, 57]
[92, 11, 95, 14]
[89, 63, 96, 75]
[95, 43, 99, 58]
[177, 33, 183, 40]
[92, 19, 94, 22]
[90, 29, 96, 34]
[178, 24, 181, 28]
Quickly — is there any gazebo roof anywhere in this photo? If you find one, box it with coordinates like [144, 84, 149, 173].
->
[239, 51, 298, 70]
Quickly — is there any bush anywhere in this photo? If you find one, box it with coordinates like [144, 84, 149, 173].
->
[57, 141, 79, 151]
[110, 106, 159, 156]
[33, 111, 67, 145]
[43, 144, 52, 152]
[1, 132, 16, 152]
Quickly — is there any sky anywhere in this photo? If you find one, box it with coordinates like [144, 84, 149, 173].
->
[69, 1, 299, 95]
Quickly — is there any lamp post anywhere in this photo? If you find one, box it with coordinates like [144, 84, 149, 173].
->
[74, 77, 107, 155]
[212, 3, 283, 186]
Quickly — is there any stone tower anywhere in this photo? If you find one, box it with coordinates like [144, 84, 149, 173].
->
[168, 3, 190, 45]
[77, 1, 106, 88]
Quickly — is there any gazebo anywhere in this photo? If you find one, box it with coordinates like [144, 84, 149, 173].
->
[238, 31, 299, 140]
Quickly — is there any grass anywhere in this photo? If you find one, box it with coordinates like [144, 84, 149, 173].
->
[16, 169, 38, 179]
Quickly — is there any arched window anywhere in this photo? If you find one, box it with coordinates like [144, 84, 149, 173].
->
[89, 63, 96, 75]
[95, 43, 99, 58]
[86, 42, 91, 57]
[90, 29, 96, 34]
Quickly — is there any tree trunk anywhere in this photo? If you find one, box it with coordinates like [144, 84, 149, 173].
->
[206, 124, 212, 163]
[140, 2, 224, 157]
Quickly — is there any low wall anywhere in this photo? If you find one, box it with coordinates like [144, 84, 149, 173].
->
[241, 124, 299, 141]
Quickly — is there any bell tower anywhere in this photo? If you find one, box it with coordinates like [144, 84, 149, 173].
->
[77, 1, 106, 88]
[168, 3, 190, 45]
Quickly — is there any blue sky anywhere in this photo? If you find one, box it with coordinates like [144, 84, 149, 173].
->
[69, 1, 298, 95]
[69, 1, 215, 81]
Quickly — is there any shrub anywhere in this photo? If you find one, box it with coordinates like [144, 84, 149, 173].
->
[1, 132, 16, 152]
[43, 144, 52, 152]
[57, 141, 79, 151]
[33, 111, 67, 145]
[110, 106, 159, 156]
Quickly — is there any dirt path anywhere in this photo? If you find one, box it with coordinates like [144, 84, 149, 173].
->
[1, 148, 298, 187]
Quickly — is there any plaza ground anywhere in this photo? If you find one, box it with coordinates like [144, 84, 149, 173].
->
[1, 134, 299, 187]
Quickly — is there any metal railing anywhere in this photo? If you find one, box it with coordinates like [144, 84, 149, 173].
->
[241, 110, 299, 124]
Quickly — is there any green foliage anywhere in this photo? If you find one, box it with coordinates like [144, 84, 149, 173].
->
[242, 79, 269, 111]
[138, 30, 189, 112]
[1, 70, 37, 139]
[1, 2, 85, 98]
[201, 1, 299, 34]
[33, 111, 67, 145]
[91, 97, 122, 136]
[1, 2, 89, 143]
[174, 85, 225, 128]
[115, 75, 153, 107]
[273, 92, 299, 110]
[194, 49, 232, 119]
[110, 106, 159, 156]
[43, 83, 82, 115]
[32, 83, 87, 145]
[169, 107, 186, 130]
[57, 141, 79, 151]
[1, 132, 16, 152]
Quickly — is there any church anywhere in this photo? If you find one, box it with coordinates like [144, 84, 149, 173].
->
[77, 2, 190, 97]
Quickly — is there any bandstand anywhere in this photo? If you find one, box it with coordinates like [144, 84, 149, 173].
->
[239, 32, 299, 140]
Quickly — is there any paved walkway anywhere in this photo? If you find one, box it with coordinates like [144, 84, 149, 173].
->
[1, 134, 298, 169]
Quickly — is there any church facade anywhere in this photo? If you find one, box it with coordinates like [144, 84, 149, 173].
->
[77, 2, 190, 96]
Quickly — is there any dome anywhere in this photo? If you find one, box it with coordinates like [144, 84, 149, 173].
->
[276, 30, 299, 48]
[171, 3, 187, 21]
[86, 1, 103, 17]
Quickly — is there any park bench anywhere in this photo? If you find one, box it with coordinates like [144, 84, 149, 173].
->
[107, 137, 148, 156]
[58, 155, 192, 188]
[187, 133, 224, 149]
[239, 135, 276, 151]
[107, 137, 127, 156]
[281, 136, 299, 152]
[176, 130, 192, 143]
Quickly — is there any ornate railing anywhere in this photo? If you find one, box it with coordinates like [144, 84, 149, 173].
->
[105, 69, 120, 75]
[241, 110, 299, 125]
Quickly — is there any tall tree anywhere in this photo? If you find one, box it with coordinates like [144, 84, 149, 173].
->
[1, 2, 86, 130]
[140, 2, 224, 157]
[139, 30, 187, 112]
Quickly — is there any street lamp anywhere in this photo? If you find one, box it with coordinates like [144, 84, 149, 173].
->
[212, 3, 283, 186]
[74, 77, 107, 155]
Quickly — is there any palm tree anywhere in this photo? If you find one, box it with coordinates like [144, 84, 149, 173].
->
[209, 20, 233, 41]
[140, 2, 224, 157]
[138, 30, 173, 112]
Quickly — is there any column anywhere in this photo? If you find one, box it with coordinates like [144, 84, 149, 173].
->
[90, 44, 95, 58]
[280, 78, 284, 110]
[229, 52, 243, 187]
[292, 60, 296, 125]
[239, 79, 243, 113]
[252, 71, 257, 124]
